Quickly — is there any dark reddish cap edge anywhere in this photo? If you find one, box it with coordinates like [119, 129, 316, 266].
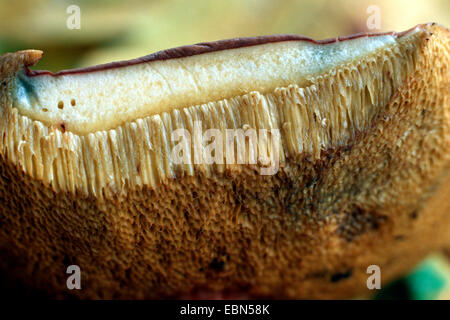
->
[24, 23, 435, 77]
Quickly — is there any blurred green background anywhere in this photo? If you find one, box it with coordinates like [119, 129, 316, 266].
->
[0, 0, 449, 299]
[0, 0, 449, 71]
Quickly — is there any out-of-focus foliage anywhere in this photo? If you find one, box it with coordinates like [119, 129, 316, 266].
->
[375, 254, 450, 300]
[0, 0, 449, 70]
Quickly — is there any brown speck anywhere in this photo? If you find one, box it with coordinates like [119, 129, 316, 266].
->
[60, 122, 66, 133]
[58, 101, 64, 109]
[71, 99, 76, 107]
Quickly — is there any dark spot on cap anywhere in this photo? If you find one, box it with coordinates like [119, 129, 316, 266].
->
[63, 254, 76, 266]
[330, 270, 353, 283]
[338, 206, 387, 242]
[195, 228, 203, 240]
[209, 258, 226, 271]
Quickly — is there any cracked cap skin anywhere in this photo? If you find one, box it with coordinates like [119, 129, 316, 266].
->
[0, 23, 449, 299]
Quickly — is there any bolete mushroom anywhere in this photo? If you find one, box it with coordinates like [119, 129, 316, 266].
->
[0, 23, 448, 299]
